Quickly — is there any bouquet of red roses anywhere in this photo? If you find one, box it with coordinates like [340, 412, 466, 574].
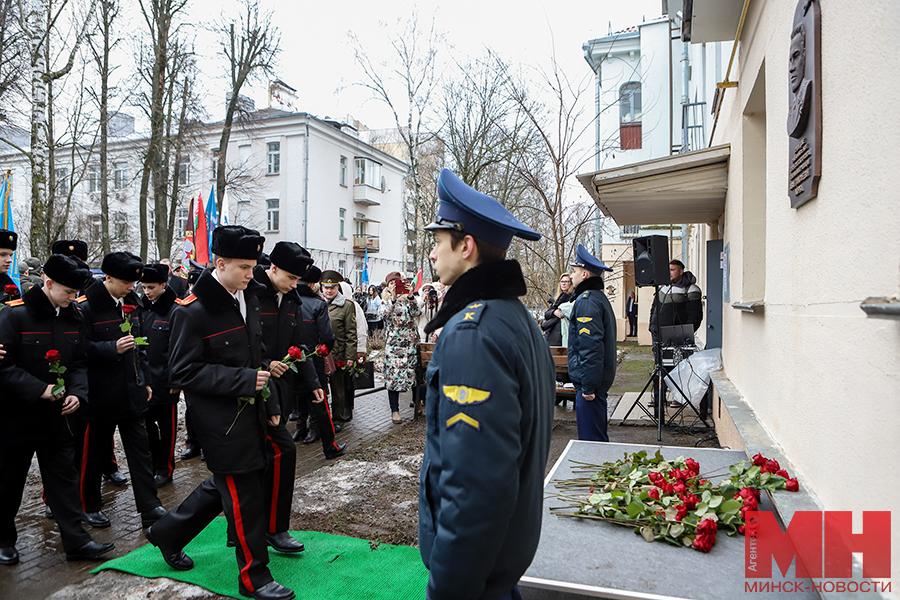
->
[550, 450, 799, 553]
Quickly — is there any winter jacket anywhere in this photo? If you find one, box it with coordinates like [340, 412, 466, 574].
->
[326, 292, 357, 364]
[567, 276, 617, 396]
[649, 271, 703, 336]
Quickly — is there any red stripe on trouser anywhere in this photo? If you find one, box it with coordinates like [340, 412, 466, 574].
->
[319, 396, 341, 453]
[80, 423, 91, 511]
[167, 405, 177, 476]
[266, 435, 281, 533]
[110, 436, 117, 467]
[225, 475, 255, 592]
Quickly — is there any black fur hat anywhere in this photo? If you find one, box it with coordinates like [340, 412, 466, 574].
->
[101, 251, 143, 282]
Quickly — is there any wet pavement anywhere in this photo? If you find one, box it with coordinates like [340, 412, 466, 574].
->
[0, 386, 416, 600]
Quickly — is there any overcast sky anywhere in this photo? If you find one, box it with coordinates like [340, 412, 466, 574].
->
[188, 0, 663, 129]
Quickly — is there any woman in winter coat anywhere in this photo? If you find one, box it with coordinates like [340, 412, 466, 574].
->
[364, 285, 383, 335]
[379, 273, 421, 424]
[542, 273, 573, 345]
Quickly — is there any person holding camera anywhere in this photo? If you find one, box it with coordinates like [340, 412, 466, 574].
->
[380, 272, 421, 424]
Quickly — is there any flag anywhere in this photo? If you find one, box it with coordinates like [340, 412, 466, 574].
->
[412, 267, 423, 293]
[0, 172, 19, 290]
[181, 195, 195, 263]
[361, 248, 369, 286]
[221, 188, 229, 225]
[206, 185, 218, 258]
[194, 191, 210, 265]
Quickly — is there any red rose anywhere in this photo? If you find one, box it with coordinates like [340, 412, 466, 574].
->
[4, 284, 18, 294]
[674, 504, 687, 521]
[680, 493, 700, 510]
[335, 360, 345, 368]
[673, 482, 686, 495]
[686, 469, 699, 479]
[684, 458, 700, 472]
[775, 469, 790, 479]
[761, 459, 780, 474]
[698, 479, 708, 486]
[738, 525, 746, 535]
[736, 487, 761, 502]
[654, 479, 665, 489]
[752, 453, 767, 466]
[287, 346, 304, 361]
[122, 304, 136, 315]
[316, 344, 329, 356]
[664, 483, 675, 495]
[692, 533, 715, 552]
[648, 471, 660, 482]
[648, 488, 660, 501]
[785, 478, 799, 492]
[45, 350, 61, 362]
[697, 518, 718, 536]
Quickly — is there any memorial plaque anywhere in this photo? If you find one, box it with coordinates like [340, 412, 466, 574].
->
[788, 0, 821, 208]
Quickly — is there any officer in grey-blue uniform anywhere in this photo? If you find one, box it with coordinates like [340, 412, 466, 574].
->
[419, 169, 555, 600]
[567, 243, 617, 442]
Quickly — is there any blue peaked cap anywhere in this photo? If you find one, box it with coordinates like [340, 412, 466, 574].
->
[424, 169, 540, 249]
[570, 243, 612, 275]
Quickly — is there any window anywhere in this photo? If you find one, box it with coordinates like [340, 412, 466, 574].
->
[210, 149, 219, 181]
[339, 156, 347, 186]
[88, 165, 100, 192]
[267, 142, 280, 175]
[149, 209, 157, 240]
[619, 82, 642, 150]
[339, 208, 345, 239]
[355, 212, 367, 236]
[176, 208, 190, 234]
[621, 225, 641, 237]
[89, 214, 102, 241]
[178, 159, 190, 186]
[338, 259, 346, 276]
[266, 199, 279, 232]
[354, 157, 382, 187]
[56, 168, 68, 196]
[113, 162, 128, 189]
[354, 260, 363, 287]
[113, 212, 128, 240]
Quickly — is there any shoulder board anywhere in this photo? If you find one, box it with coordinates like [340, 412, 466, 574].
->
[175, 294, 197, 306]
[75, 295, 88, 303]
[456, 301, 486, 326]
[5, 298, 24, 307]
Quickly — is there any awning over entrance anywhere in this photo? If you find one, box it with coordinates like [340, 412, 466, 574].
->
[576, 145, 730, 226]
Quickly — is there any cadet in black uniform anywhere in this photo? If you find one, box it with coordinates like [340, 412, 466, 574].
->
[0, 229, 18, 303]
[294, 267, 342, 447]
[78, 252, 165, 529]
[567, 244, 617, 442]
[138, 264, 179, 488]
[145, 226, 294, 600]
[0, 254, 115, 564]
[419, 169, 555, 600]
[179, 267, 205, 461]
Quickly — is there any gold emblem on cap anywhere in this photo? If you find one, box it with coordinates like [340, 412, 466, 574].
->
[68, 245, 74, 251]
[257, 244, 261, 251]
[7, 235, 11, 241]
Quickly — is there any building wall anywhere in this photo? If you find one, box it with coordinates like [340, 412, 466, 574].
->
[710, 0, 900, 580]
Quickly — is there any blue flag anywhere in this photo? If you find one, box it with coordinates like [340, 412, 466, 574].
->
[0, 173, 20, 290]
[361, 248, 369, 286]
[206, 186, 218, 258]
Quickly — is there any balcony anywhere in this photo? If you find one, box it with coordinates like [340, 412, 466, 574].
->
[353, 235, 380, 253]
[353, 184, 381, 206]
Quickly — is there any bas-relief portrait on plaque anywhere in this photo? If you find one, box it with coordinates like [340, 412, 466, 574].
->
[788, 0, 821, 208]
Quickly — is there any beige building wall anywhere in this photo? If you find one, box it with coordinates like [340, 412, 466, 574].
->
[709, 0, 900, 583]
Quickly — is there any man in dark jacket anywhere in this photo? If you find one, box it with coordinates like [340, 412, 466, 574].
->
[567, 243, 617, 442]
[294, 267, 341, 448]
[144, 226, 294, 600]
[419, 169, 555, 600]
[138, 264, 179, 488]
[253, 242, 342, 556]
[78, 252, 164, 529]
[649, 259, 703, 338]
[0, 255, 115, 564]
[0, 230, 19, 303]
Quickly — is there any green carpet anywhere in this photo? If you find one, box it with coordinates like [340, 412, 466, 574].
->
[93, 517, 428, 599]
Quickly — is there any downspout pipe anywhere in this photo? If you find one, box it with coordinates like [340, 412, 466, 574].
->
[583, 42, 604, 256]
[303, 113, 310, 248]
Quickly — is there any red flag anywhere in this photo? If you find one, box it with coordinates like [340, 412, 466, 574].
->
[181, 196, 195, 263]
[194, 191, 210, 265]
[413, 267, 423, 292]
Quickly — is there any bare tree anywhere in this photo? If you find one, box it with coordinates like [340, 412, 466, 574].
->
[0, 0, 24, 122]
[348, 12, 444, 274]
[11, 0, 98, 256]
[214, 0, 279, 217]
[135, 0, 188, 260]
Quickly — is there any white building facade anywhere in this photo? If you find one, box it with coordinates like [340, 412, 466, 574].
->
[0, 109, 409, 287]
